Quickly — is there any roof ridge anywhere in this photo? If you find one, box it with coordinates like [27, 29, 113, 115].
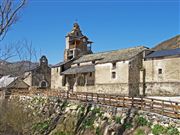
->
[81, 45, 148, 57]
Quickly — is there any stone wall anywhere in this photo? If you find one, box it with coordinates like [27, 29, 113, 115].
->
[143, 57, 180, 83]
[51, 67, 63, 89]
[128, 52, 143, 97]
[141, 57, 180, 96]
[31, 66, 51, 88]
[140, 82, 180, 96]
[23, 72, 32, 86]
[95, 61, 129, 84]
[75, 83, 129, 95]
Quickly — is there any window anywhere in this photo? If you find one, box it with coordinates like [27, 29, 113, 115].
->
[92, 61, 95, 64]
[57, 68, 59, 73]
[112, 72, 116, 79]
[158, 68, 162, 74]
[112, 62, 116, 69]
[76, 32, 79, 36]
[89, 72, 93, 77]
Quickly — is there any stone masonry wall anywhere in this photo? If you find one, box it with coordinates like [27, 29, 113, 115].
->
[141, 57, 180, 96]
[75, 83, 129, 95]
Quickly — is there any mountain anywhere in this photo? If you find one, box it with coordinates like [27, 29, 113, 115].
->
[0, 60, 39, 76]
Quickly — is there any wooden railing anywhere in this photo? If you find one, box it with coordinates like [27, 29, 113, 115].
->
[9, 90, 180, 119]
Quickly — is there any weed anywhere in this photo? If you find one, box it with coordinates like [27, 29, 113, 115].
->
[152, 124, 165, 135]
[135, 128, 145, 135]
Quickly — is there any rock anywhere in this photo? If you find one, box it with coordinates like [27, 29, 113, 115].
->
[69, 104, 78, 110]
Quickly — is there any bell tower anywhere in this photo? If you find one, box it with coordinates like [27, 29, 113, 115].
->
[40, 55, 48, 67]
[64, 23, 93, 61]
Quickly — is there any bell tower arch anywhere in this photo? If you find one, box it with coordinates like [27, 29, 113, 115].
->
[64, 23, 93, 61]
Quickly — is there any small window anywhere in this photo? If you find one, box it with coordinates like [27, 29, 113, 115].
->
[76, 32, 79, 36]
[112, 72, 116, 79]
[77, 63, 80, 66]
[92, 61, 95, 64]
[89, 72, 93, 77]
[158, 68, 162, 74]
[57, 68, 59, 73]
[112, 63, 116, 69]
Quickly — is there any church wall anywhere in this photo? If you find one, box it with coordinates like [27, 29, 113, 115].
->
[95, 61, 129, 84]
[51, 67, 63, 89]
[31, 66, 51, 88]
[140, 57, 180, 96]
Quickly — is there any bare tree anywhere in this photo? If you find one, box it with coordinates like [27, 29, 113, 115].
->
[0, 40, 39, 76]
[0, 0, 26, 40]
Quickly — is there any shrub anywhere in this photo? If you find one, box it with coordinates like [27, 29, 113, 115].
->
[53, 131, 72, 135]
[124, 122, 133, 129]
[114, 116, 122, 124]
[135, 128, 145, 135]
[32, 120, 50, 133]
[136, 116, 148, 126]
[83, 117, 95, 129]
[166, 126, 179, 135]
[96, 127, 101, 135]
[152, 124, 165, 135]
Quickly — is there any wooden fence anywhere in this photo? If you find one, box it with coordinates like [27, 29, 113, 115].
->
[9, 90, 180, 119]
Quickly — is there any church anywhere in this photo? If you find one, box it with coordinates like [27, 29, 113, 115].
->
[51, 23, 180, 97]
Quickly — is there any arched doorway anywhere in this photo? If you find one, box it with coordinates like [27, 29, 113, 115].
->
[40, 80, 48, 88]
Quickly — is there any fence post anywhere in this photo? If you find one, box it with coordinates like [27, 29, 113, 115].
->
[109, 95, 111, 105]
[103, 94, 105, 104]
[86, 93, 88, 101]
[132, 97, 134, 107]
[91, 93, 93, 101]
[151, 99, 154, 111]
[162, 101, 164, 115]
[141, 97, 143, 110]
[175, 102, 178, 118]
[116, 96, 119, 107]
[97, 93, 99, 103]
[123, 96, 125, 107]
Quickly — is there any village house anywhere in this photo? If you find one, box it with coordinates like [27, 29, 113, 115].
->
[51, 23, 180, 97]
[0, 75, 29, 99]
[140, 35, 180, 96]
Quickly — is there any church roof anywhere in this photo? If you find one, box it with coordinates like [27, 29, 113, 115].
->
[51, 60, 72, 68]
[61, 65, 95, 75]
[73, 46, 147, 64]
[145, 48, 180, 59]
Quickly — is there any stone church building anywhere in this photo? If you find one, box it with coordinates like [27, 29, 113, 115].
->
[23, 56, 51, 89]
[51, 23, 180, 96]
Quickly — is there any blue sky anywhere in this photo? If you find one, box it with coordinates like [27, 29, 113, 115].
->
[1, 0, 179, 64]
